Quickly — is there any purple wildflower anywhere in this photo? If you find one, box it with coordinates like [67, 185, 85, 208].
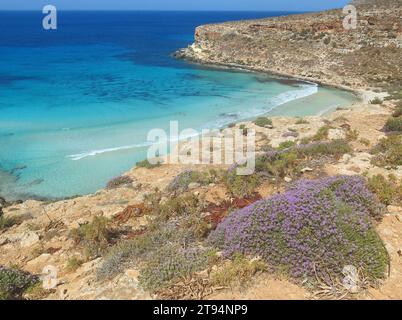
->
[208, 175, 388, 281]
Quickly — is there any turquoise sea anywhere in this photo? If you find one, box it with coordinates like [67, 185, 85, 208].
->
[0, 11, 357, 200]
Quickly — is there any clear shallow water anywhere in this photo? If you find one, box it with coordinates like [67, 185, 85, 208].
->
[0, 11, 357, 200]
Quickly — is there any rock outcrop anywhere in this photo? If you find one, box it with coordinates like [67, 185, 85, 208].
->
[177, 3, 402, 90]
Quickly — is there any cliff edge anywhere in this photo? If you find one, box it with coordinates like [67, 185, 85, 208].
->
[176, 3, 402, 90]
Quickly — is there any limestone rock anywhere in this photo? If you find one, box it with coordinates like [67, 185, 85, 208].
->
[328, 128, 346, 140]
[388, 206, 401, 214]
[20, 231, 40, 247]
[188, 182, 201, 190]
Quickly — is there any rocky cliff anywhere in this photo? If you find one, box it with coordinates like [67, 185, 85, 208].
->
[176, 4, 402, 90]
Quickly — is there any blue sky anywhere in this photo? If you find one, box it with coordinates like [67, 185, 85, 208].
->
[1, 0, 350, 11]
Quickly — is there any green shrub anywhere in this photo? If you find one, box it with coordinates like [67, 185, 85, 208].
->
[66, 257, 83, 272]
[301, 125, 331, 143]
[210, 254, 266, 288]
[384, 117, 402, 132]
[370, 97, 383, 105]
[278, 141, 297, 150]
[97, 230, 172, 280]
[368, 175, 396, 205]
[239, 124, 248, 136]
[98, 200, 210, 282]
[136, 159, 162, 169]
[359, 138, 371, 146]
[138, 246, 212, 291]
[371, 135, 402, 167]
[297, 140, 352, 158]
[152, 193, 204, 221]
[70, 216, 113, 258]
[224, 167, 260, 198]
[386, 90, 402, 101]
[257, 151, 298, 178]
[167, 170, 219, 192]
[346, 129, 359, 141]
[0, 215, 17, 231]
[0, 266, 39, 300]
[393, 102, 402, 117]
[254, 117, 273, 128]
[295, 118, 309, 125]
[106, 175, 133, 189]
[256, 140, 351, 179]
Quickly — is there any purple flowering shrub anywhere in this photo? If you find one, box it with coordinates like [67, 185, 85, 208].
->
[209, 176, 388, 282]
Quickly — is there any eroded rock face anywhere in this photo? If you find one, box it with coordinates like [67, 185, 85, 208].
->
[352, 0, 402, 6]
[178, 4, 402, 90]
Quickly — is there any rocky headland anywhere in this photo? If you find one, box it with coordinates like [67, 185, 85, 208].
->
[1, 0, 402, 300]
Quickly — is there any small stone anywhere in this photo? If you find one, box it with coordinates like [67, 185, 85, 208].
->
[284, 177, 292, 183]
[188, 182, 201, 190]
[125, 269, 140, 281]
[342, 265, 360, 294]
[341, 154, 352, 163]
[387, 206, 401, 214]
[201, 212, 211, 219]
[193, 191, 200, 197]
[328, 128, 346, 140]
[300, 167, 313, 173]
[0, 237, 8, 246]
[20, 231, 40, 247]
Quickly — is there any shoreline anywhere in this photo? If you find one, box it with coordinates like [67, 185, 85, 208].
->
[174, 50, 368, 100]
[177, 53, 362, 96]
[0, 76, 360, 204]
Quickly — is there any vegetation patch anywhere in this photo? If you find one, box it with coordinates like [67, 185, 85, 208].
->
[255, 140, 351, 179]
[0, 266, 39, 300]
[136, 159, 162, 169]
[209, 176, 388, 285]
[370, 97, 383, 105]
[70, 216, 115, 259]
[368, 174, 397, 206]
[278, 141, 297, 150]
[254, 117, 273, 128]
[295, 118, 309, 125]
[66, 257, 84, 272]
[224, 165, 260, 198]
[392, 102, 402, 118]
[384, 117, 402, 132]
[146, 192, 205, 222]
[371, 134, 402, 167]
[167, 170, 220, 193]
[0, 214, 18, 231]
[301, 125, 331, 143]
[106, 175, 133, 189]
[98, 193, 212, 289]
[296, 140, 352, 158]
[139, 246, 212, 291]
[210, 254, 267, 288]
